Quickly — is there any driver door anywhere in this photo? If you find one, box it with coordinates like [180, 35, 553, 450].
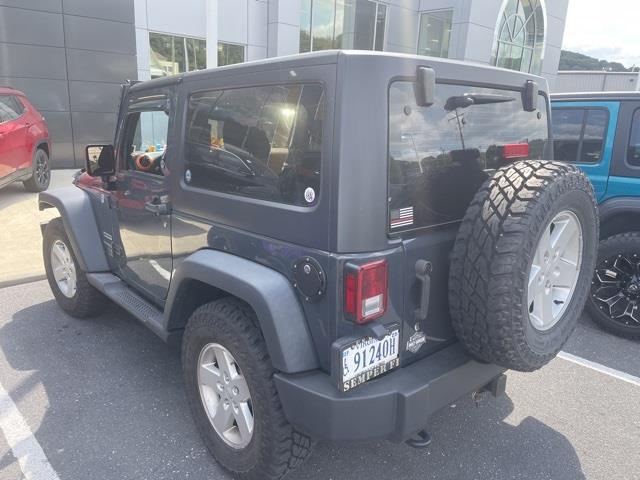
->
[112, 90, 173, 303]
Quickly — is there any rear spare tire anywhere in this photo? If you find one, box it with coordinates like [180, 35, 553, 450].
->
[449, 161, 598, 371]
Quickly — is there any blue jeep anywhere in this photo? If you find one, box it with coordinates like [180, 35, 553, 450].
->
[551, 92, 640, 339]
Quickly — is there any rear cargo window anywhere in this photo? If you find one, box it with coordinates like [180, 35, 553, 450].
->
[388, 81, 549, 232]
[184, 84, 324, 207]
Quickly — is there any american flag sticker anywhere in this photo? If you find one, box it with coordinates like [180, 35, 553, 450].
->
[390, 206, 414, 229]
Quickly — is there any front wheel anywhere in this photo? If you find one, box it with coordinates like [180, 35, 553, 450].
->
[43, 218, 108, 317]
[182, 298, 312, 480]
[587, 232, 640, 340]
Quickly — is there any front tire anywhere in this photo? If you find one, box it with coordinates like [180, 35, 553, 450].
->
[43, 218, 108, 318]
[182, 298, 312, 480]
[587, 232, 640, 340]
[23, 148, 51, 192]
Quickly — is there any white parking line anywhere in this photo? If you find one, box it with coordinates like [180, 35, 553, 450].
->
[558, 351, 640, 388]
[0, 380, 61, 480]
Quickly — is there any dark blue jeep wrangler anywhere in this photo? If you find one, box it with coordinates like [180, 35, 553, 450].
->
[552, 92, 640, 339]
[39, 51, 598, 479]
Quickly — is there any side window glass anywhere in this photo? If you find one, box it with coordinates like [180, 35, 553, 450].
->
[552, 109, 584, 162]
[0, 95, 21, 123]
[580, 109, 608, 163]
[185, 83, 324, 207]
[121, 108, 169, 176]
[12, 96, 25, 115]
[628, 109, 640, 167]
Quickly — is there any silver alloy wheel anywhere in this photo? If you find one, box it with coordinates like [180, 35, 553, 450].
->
[50, 239, 77, 298]
[35, 150, 49, 186]
[527, 210, 583, 331]
[198, 343, 254, 449]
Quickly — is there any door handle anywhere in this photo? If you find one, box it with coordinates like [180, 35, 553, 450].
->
[144, 197, 170, 215]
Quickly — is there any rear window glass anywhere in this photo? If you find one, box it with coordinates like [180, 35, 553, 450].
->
[388, 82, 549, 231]
[628, 109, 640, 167]
[552, 107, 608, 164]
[184, 83, 324, 207]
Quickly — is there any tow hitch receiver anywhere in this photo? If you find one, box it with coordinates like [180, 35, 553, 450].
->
[406, 430, 432, 449]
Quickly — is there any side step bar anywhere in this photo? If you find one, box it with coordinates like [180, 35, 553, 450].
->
[86, 273, 170, 342]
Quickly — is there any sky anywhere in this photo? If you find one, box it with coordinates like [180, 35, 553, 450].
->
[562, 0, 640, 68]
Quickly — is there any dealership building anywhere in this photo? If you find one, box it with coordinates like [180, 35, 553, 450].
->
[0, 0, 568, 168]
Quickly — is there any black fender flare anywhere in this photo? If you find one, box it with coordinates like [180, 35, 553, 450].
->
[39, 187, 109, 272]
[166, 249, 319, 374]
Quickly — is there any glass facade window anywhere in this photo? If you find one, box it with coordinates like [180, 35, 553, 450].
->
[149, 32, 206, 78]
[417, 10, 453, 58]
[552, 108, 609, 164]
[218, 42, 245, 66]
[299, 0, 387, 53]
[389, 81, 548, 231]
[184, 84, 325, 206]
[491, 0, 545, 74]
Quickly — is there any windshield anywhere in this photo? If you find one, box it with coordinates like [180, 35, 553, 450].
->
[388, 81, 549, 232]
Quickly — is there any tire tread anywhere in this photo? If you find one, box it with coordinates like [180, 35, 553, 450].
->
[449, 160, 598, 371]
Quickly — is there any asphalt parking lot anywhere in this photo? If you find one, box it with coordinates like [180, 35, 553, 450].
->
[0, 281, 639, 480]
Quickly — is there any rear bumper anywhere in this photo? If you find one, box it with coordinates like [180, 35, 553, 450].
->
[274, 343, 505, 442]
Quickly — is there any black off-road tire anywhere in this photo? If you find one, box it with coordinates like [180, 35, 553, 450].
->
[182, 298, 312, 480]
[449, 161, 599, 371]
[23, 148, 51, 192]
[586, 232, 640, 340]
[43, 218, 108, 318]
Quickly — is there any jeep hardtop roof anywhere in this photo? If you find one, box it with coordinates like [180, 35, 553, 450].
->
[551, 91, 640, 102]
[129, 50, 549, 94]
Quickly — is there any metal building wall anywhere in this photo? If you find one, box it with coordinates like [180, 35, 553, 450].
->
[0, 0, 137, 168]
[555, 71, 640, 93]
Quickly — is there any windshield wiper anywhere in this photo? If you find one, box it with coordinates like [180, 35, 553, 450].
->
[444, 93, 515, 111]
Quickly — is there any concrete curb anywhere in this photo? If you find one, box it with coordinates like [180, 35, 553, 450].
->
[0, 274, 46, 289]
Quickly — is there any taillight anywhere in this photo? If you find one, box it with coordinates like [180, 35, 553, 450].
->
[344, 260, 388, 324]
[501, 143, 530, 160]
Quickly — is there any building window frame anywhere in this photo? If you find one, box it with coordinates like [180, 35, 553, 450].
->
[416, 9, 453, 59]
[217, 41, 246, 67]
[149, 32, 206, 79]
[491, 0, 547, 75]
[300, 0, 388, 53]
[370, 1, 388, 51]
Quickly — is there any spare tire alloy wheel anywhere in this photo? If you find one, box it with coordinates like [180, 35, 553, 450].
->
[587, 232, 640, 339]
[450, 161, 598, 372]
[50, 239, 77, 298]
[198, 343, 254, 449]
[527, 211, 583, 331]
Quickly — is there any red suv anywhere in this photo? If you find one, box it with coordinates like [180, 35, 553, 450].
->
[0, 87, 51, 192]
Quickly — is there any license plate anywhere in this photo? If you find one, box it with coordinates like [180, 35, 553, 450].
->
[340, 328, 400, 392]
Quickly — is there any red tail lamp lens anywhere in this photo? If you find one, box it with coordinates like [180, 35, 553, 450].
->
[344, 260, 388, 324]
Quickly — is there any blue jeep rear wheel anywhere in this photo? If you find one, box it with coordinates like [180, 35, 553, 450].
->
[588, 232, 640, 340]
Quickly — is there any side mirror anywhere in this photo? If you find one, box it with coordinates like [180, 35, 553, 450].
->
[85, 145, 115, 177]
[415, 66, 436, 107]
[523, 80, 539, 112]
